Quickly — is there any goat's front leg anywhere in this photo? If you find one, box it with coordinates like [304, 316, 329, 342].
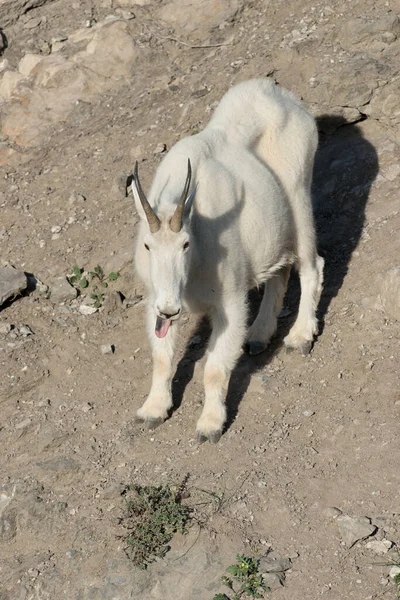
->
[196, 298, 247, 443]
[136, 301, 178, 428]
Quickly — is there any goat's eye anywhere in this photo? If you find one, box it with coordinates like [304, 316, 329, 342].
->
[183, 241, 190, 250]
[144, 243, 150, 251]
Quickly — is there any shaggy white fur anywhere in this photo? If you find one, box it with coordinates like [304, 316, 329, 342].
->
[132, 78, 324, 443]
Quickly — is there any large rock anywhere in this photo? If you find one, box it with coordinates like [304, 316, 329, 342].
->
[0, 265, 27, 307]
[338, 15, 400, 52]
[72, 20, 140, 80]
[336, 515, 376, 548]
[0, 71, 24, 101]
[0, 0, 56, 28]
[158, 0, 241, 35]
[1, 20, 140, 147]
[18, 53, 43, 77]
[378, 266, 400, 321]
[363, 79, 400, 125]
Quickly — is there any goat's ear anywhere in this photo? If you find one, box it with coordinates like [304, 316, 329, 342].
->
[183, 182, 198, 222]
[131, 179, 147, 221]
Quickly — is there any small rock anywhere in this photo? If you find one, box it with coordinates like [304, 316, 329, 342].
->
[51, 225, 62, 234]
[389, 566, 400, 579]
[20, 324, 33, 336]
[0, 265, 27, 306]
[365, 539, 393, 554]
[115, 8, 135, 19]
[154, 142, 167, 154]
[111, 174, 128, 199]
[103, 291, 123, 314]
[383, 164, 400, 182]
[79, 304, 98, 315]
[101, 344, 115, 355]
[24, 17, 42, 29]
[0, 323, 12, 334]
[303, 409, 315, 417]
[336, 515, 376, 548]
[0, 58, 10, 73]
[378, 266, 400, 321]
[68, 191, 86, 205]
[262, 572, 285, 590]
[259, 553, 292, 573]
[50, 277, 77, 304]
[324, 506, 343, 519]
[123, 295, 143, 308]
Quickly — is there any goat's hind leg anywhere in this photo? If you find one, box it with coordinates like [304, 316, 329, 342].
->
[136, 300, 178, 428]
[284, 253, 324, 355]
[196, 298, 247, 443]
[245, 267, 290, 355]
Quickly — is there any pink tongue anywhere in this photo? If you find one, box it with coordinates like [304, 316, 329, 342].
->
[155, 316, 171, 338]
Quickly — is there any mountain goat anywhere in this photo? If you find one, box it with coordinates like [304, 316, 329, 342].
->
[132, 78, 324, 443]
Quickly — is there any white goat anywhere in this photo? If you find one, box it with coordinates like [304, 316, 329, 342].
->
[132, 78, 324, 443]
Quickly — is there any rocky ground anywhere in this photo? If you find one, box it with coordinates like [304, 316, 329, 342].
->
[1, 0, 400, 598]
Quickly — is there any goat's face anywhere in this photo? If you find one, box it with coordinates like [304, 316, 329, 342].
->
[132, 159, 195, 338]
[144, 224, 191, 337]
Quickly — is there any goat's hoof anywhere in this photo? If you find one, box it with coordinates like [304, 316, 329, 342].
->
[146, 417, 165, 430]
[208, 430, 222, 444]
[196, 430, 222, 444]
[299, 341, 312, 356]
[247, 341, 268, 355]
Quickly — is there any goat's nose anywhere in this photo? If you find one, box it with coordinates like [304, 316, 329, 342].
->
[157, 307, 181, 320]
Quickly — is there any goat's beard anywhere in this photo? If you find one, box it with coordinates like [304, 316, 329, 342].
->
[155, 316, 171, 338]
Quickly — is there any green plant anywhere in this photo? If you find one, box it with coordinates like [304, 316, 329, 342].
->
[121, 481, 192, 570]
[213, 555, 269, 600]
[374, 553, 400, 597]
[68, 264, 119, 308]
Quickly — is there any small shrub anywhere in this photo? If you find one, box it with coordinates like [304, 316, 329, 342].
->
[121, 482, 192, 569]
[67, 264, 119, 308]
[213, 555, 269, 600]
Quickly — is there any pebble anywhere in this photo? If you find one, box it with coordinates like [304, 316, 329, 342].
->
[115, 8, 135, 19]
[24, 17, 42, 29]
[365, 539, 393, 554]
[101, 344, 115, 355]
[262, 572, 285, 590]
[0, 323, 12, 335]
[259, 555, 291, 573]
[389, 566, 400, 579]
[303, 409, 315, 417]
[20, 324, 34, 336]
[154, 142, 167, 154]
[68, 192, 86, 206]
[51, 225, 62, 233]
[51, 277, 77, 304]
[123, 295, 143, 308]
[324, 506, 343, 519]
[79, 304, 98, 315]
[111, 174, 128, 200]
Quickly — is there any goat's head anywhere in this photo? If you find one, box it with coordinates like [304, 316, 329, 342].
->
[132, 159, 196, 338]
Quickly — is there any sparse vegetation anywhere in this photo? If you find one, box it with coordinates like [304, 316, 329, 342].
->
[374, 552, 400, 598]
[68, 264, 119, 308]
[213, 555, 269, 600]
[121, 481, 192, 570]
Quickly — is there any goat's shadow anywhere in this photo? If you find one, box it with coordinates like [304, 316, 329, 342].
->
[172, 116, 379, 432]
